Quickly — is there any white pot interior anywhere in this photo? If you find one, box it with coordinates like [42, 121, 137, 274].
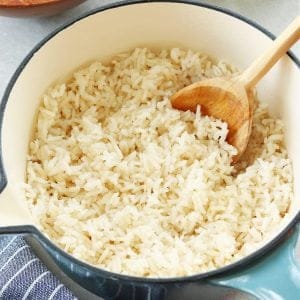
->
[0, 2, 299, 250]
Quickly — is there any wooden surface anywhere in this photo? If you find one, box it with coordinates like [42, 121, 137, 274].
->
[0, 0, 62, 6]
[0, 0, 85, 16]
[171, 78, 252, 163]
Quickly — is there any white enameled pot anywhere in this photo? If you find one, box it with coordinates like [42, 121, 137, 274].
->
[0, 1, 299, 299]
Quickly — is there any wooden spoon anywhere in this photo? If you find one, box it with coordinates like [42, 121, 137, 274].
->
[171, 16, 300, 163]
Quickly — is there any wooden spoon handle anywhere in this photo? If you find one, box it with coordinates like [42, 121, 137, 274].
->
[240, 16, 300, 90]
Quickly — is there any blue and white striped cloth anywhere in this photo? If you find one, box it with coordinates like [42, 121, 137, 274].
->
[0, 236, 76, 300]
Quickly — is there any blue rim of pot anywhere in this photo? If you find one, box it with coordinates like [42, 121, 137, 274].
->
[0, 0, 299, 284]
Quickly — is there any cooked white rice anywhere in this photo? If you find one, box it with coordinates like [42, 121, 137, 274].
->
[25, 48, 293, 277]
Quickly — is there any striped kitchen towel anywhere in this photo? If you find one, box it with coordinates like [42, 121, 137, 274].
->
[0, 235, 76, 300]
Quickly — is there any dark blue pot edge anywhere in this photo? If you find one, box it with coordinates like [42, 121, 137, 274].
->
[0, 0, 299, 284]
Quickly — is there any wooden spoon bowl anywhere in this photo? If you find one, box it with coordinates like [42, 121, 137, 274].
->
[171, 77, 255, 163]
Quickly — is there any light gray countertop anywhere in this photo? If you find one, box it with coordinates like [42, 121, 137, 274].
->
[0, 0, 299, 298]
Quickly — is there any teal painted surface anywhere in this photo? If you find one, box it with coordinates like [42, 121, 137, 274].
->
[212, 226, 300, 300]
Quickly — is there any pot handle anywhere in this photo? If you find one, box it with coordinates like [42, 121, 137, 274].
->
[0, 155, 34, 231]
[0, 183, 34, 229]
[210, 224, 300, 300]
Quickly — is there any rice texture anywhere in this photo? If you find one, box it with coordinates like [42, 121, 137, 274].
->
[25, 48, 293, 277]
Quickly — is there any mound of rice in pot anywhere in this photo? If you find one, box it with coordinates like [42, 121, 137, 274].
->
[25, 48, 293, 277]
